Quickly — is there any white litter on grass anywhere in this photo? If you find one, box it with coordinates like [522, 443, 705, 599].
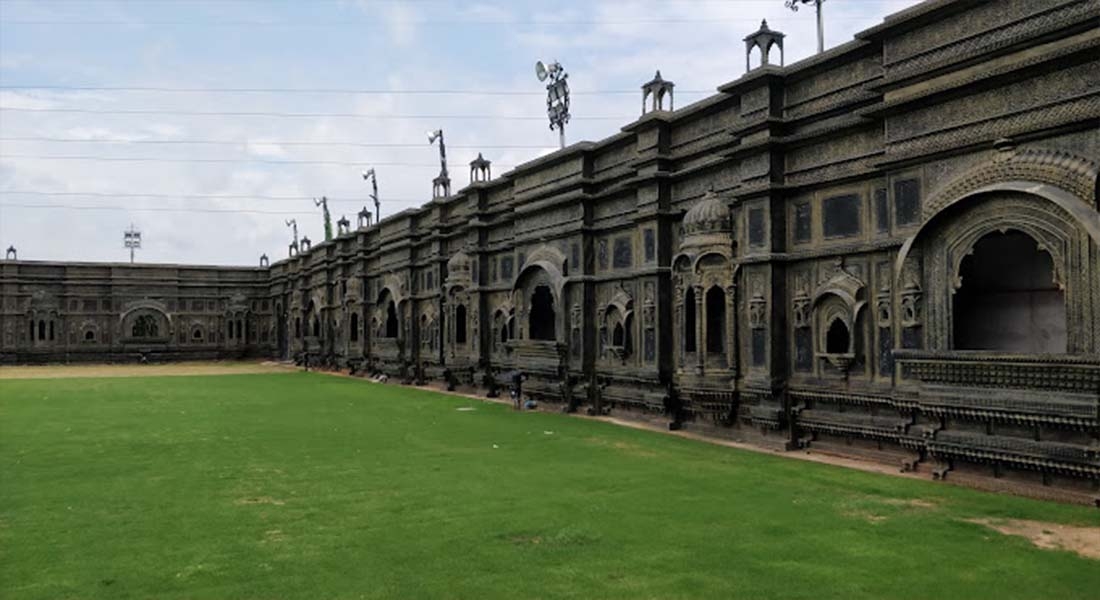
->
[543, 431, 554, 435]
[492, 444, 499, 449]
[456, 407, 476, 412]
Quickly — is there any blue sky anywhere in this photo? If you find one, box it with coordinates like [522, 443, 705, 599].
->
[0, 0, 919, 265]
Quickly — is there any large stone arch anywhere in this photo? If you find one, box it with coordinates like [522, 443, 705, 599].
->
[893, 146, 1100, 354]
[513, 261, 565, 342]
[119, 300, 172, 341]
[895, 146, 1100, 279]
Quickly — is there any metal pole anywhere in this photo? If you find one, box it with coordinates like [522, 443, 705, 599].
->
[559, 127, 565, 150]
[816, 0, 824, 54]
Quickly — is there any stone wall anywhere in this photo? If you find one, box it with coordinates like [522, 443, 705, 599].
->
[0, 261, 273, 363]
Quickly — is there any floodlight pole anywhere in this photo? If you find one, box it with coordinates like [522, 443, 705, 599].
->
[786, 0, 825, 54]
[363, 168, 380, 223]
[123, 224, 142, 264]
[537, 60, 571, 149]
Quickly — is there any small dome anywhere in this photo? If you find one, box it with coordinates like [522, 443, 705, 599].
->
[682, 190, 730, 236]
[447, 250, 471, 273]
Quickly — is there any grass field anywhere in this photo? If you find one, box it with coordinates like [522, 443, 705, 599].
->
[2, 371, 1098, 600]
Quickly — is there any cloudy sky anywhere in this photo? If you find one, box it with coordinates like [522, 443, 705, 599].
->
[0, 0, 919, 266]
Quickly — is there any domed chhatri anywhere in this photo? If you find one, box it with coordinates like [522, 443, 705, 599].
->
[447, 250, 472, 277]
[682, 189, 731, 238]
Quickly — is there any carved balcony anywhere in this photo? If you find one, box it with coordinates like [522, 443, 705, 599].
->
[927, 430, 1100, 479]
[895, 350, 1100, 429]
[796, 409, 909, 442]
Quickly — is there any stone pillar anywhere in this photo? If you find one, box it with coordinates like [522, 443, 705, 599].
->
[694, 284, 704, 375]
[675, 292, 684, 369]
[727, 283, 737, 371]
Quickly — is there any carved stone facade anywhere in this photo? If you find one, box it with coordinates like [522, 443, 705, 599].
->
[0, 263, 273, 362]
[2, 0, 1098, 499]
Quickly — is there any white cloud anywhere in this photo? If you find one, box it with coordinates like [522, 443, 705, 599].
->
[0, 0, 921, 265]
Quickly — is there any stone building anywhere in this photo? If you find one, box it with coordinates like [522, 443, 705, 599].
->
[2, 0, 1098, 499]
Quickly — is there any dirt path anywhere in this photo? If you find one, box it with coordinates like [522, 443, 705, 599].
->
[968, 518, 1100, 560]
[0, 361, 295, 380]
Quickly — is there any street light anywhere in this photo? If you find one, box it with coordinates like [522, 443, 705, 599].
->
[536, 60, 570, 149]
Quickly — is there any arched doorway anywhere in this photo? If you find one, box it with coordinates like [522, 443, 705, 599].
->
[826, 318, 850, 354]
[705, 286, 725, 355]
[953, 230, 1066, 353]
[684, 287, 697, 352]
[455, 305, 467, 344]
[277, 309, 288, 359]
[385, 301, 399, 338]
[529, 285, 555, 341]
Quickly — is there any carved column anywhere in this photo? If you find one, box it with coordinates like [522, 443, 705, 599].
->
[726, 283, 737, 371]
[694, 284, 704, 375]
[674, 281, 684, 369]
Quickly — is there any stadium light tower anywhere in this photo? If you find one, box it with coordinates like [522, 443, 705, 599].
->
[786, 0, 826, 54]
[535, 60, 570, 149]
[123, 224, 142, 264]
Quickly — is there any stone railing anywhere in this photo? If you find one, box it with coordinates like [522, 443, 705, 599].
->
[894, 350, 1100, 393]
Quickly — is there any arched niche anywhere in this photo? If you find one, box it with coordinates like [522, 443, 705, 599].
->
[375, 287, 403, 340]
[672, 248, 736, 374]
[513, 257, 566, 343]
[915, 192, 1097, 354]
[953, 230, 1065, 353]
[811, 261, 867, 373]
[119, 301, 171, 342]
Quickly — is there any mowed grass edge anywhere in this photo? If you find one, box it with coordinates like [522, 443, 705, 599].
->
[1, 372, 1097, 600]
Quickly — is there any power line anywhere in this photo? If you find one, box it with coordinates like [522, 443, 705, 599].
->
[0, 203, 318, 215]
[0, 190, 414, 203]
[0, 154, 519, 168]
[0, 106, 626, 121]
[0, 84, 715, 96]
[0, 17, 835, 27]
[0, 136, 559, 150]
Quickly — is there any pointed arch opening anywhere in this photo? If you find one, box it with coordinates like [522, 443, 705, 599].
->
[529, 285, 556, 341]
[612, 321, 624, 347]
[385, 301, 399, 338]
[826, 318, 850, 354]
[350, 312, 359, 342]
[684, 287, 697, 352]
[705, 286, 725, 355]
[455, 305, 467, 344]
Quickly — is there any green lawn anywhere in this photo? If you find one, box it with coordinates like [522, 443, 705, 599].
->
[1, 372, 1097, 600]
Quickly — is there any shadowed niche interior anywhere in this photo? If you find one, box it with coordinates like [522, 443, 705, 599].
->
[952, 230, 1066, 353]
[826, 318, 850, 354]
[529, 285, 555, 341]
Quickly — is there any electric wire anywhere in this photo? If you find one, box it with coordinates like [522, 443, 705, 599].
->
[0, 106, 626, 121]
[0, 136, 559, 150]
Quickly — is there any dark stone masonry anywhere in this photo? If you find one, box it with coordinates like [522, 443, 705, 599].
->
[3, 0, 1099, 500]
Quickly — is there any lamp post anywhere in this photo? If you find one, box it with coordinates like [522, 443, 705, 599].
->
[535, 60, 570, 149]
[786, 0, 825, 54]
[123, 224, 141, 263]
[362, 168, 380, 225]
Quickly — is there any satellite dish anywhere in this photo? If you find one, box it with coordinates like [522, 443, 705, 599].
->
[535, 60, 548, 82]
